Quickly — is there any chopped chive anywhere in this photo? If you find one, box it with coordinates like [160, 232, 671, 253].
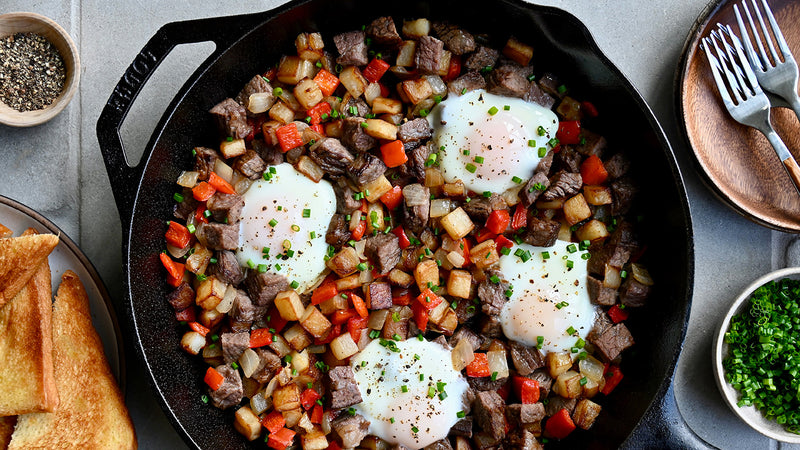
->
[173, 193, 184, 202]
[257, 264, 268, 273]
[567, 326, 576, 335]
[503, 105, 510, 111]
[457, 410, 466, 418]
[465, 163, 477, 173]
[247, 259, 256, 269]
[527, 139, 536, 147]
[488, 106, 499, 115]
[474, 156, 485, 164]
[269, 218, 278, 227]
[310, 231, 316, 239]
[274, 87, 283, 96]
[512, 176, 523, 184]
[291, 224, 300, 232]
[401, 385, 408, 392]
[290, 280, 299, 289]
[491, 371, 498, 381]
[186, 223, 196, 234]
[302, 209, 311, 218]
[538, 147, 547, 157]
[463, 149, 470, 156]
[461, 87, 467, 95]
[537, 126, 546, 136]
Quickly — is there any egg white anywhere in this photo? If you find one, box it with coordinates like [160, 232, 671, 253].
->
[350, 338, 470, 448]
[429, 89, 558, 194]
[498, 240, 597, 355]
[236, 163, 335, 293]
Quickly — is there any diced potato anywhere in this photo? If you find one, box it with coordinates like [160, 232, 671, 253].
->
[604, 264, 622, 289]
[219, 138, 246, 159]
[326, 246, 360, 277]
[196, 276, 226, 310]
[269, 101, 295, 125]
[576, 219, 609, 243]
[365, 202, 385, 235]
[261, 120, 281, 146]
[487, 348, 509, 379]
[554, 370, 583, 399]
[563, 193, 592, 225]
[364, 118, 398, 140]
[364, 82, 381, 107]
[291, 349, 310, 373]
[273, 383, 301, 411]
[362, 175, 393, 202]
[319, 293, 348, 315]
[180, 331, 205, 355]
[372, 97, 403, 114]
[447, 270, 472, 299]
[425, 167, 445, 188]
[198, 308, 224, 329]
[269, 334, 292, 357]
[284, 323, 313, 351]
[573, 398, 602, 430]
[330, 332, 360, 360]
[451, 336, 475, 371]
[300, 305, 333, 338]
[324, 119, 343, 138]
[302, 427, 329, 450]
[277, 55, 314, 84]
[503, 37, 534, 66]
[437, 309, 458, 336]
[388, 268, 414, 288]
[440, 207, 475, 240]
[396, 40, 417, 66]
[414, 259, 440, 292]
[535, 198, 565, 210]
[402, 18, 430, 39]
[557, 221, 572, 242]
[583, 185, 613, 205]
[582, 377, 600, 399]
[557, 96, 582, 121]
[339, 66, 368, 98]
[546, 351, 573, 378]
[185, 243, 212, 274]
[294, 77, 323, 109]
[401, 78, 433, 105]
[447, 250, 466, 268]
[234, 406, 262, 441]
[469, 239, 499, 270]
[295, 32, 324, 61]
[335, 273, 361, 291]
[275, 290, 305, 321]
[443, 180, 465, 197]
[295, 155, 324, 183]
[436, 50, 452, 77]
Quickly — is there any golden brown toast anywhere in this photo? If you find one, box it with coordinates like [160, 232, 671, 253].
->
[0, 228, 58, 416]
[9, 271, 137, 449]
[0, 416, 16, 449]
[0, 224, 11, 239]
[0, 233, 58, 309]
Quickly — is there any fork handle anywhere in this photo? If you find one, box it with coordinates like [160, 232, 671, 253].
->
[782, 157, 800, 194]
[765, 130, 800, 196]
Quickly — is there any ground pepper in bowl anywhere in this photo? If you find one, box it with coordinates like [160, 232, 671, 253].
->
[0, 32, 66, 112]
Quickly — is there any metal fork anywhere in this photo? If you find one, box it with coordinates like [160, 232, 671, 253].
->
[735, 0, 800, 121]
[702, 26, 800, 195]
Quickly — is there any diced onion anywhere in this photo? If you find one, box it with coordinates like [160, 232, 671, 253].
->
[297, 413, 314, 433]
[368, 309, 390, 330]
[167, 243, 190, 259]
[451, 338, 475, 371]
[364, 82, 381, 106]
[430, 198, 454, 218]
[250, 392, 269, 415]
[216, 284, 237, 314]
[358, 267, 374, 285]
[235, 177, 253, 195]
[501, 184, 523, 206]
[447, 250, 466, 268]
[321, 411, 332, 435]
[248, 92, 274, 114]
[239, 348, 260, 378]
[403, 184, 429, 207]
[579, 355, 605, 383]
[487, 349, 509, 379]
[424, 75, 447, 97]
[214, 159, 234, 183]
[631, 263, 654, 286]
[177, 171, 199, 188]
[202, 344, 222, 360]
[353, 239, 367, 260]
[349, 210, 362, 231]
[604, 265, 621, 289]
[306, 345, 326, 354]
[180, 331, 205, 355]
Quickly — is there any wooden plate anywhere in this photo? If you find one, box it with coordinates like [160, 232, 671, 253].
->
[678, 0, 800, 232]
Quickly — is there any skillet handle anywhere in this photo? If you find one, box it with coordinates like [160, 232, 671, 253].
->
[96, 13, 267, 228]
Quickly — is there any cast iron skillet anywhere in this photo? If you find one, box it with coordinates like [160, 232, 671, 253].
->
[97, 0, 696, 448]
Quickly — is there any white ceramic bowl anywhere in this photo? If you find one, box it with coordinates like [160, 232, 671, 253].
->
[713, 266, 800, 443]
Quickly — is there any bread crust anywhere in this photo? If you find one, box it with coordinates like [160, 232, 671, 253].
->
[0, 233, 58, 309]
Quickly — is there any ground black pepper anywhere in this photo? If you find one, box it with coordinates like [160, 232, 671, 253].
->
[0, 32, 66, 112]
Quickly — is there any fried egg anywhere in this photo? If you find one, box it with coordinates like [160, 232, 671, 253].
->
[236, 163, 335, 292]
[350, 338, 470, 448]
[429, 89, 558, 194]
[499, 240, 596, 355]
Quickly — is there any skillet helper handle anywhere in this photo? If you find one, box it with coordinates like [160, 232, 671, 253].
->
[96, 13, 266, 228]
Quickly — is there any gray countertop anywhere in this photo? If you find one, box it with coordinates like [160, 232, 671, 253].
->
[2, 0, 799, 448]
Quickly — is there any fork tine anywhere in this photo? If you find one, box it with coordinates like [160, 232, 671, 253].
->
[741, 1, 771, 69]
[702, 37, 736, 106]
[720, 24, 762, 96]
[735, 4, 764, 71]
[758, 0, 793, 58]
[750, 0, 782, 64]
[710, 32, 744, 103]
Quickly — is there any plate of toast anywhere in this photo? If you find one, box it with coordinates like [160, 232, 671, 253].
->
[0, 195, 137, 448]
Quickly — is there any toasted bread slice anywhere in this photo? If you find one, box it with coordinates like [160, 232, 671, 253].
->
[9, 271, 137, 449]
[0, 416, 16, 449]
[0, 233, 58, 309]
[0, 223, 11, 239]
[0, 229, 58, 416]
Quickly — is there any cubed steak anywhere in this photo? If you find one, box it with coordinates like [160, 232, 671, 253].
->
[334, 31, 368, 66]
[309, 138, 355, 176]
[327, 366, 363, 409]
[209, 98, 252, 139]
[206, 192, 244, 224]
[245, 272, 289, 306]
[208, 365, 243, 409]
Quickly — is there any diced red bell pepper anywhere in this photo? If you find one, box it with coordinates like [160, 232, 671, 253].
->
[160, 253, 183, 280]
[486, 209, 510, 234]
[495, 235, 514, 251]
[363, 58, 391, 83]
[379, 83, 390, 97]
[601, 364, 624, 395]
[313, 69, 340, 97]
[474, 227, 497, 243]
[307, 101, 332, 125]
[465, 353, 491, 377]
[191, 181, 216, 202]
[349, 293, 369, 318]
[194, 204, 209, 224]
[380, 185, 404, 210]
[313, 323, 341, 345]
[263, 67, 277, 83]
[556, 120, 581, 145]
[330, 308, 358, 325]
[261, 410, 286, 434]
[249, 328, 273, 348]
[443, 54, 462, 82]
[380, 140, 408, 168]
[165, 221, 191, 249]
[267, 427, 296, 450]
[326, 441, 343, 450]
[545, 408, 576, 439]
[351, 219, 367, 241]
[188, 321, 210, 337]
[311, 277, 338, 305]
[392, 226, 411, 249]
[392, 291, 413, 306]
[581, 101, 599, 118]
[266, 305, 288, 333]
[608, 304, 629, 323]
[347, 315, 368, 342]
[175, 306, 195, 322]
[580, 154, 609, 185]
[300, 387, 322, 410]
[511, 204, 527, 230]
[310, 404, 324, 424]
[416, 288, 443, 310]
[512, 376, 540, 404]
[208, 171, 235, 194]
[204, 366, 224, 391]
[461, 238, 471, 266]
[276, 122, 304, 153]
[497, 381, 511, 402]
[310, 123, 325, 135]
[411, 300, 429, 331]
[166, 261, 185, 287]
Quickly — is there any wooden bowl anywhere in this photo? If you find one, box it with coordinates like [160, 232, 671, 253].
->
[713, 267, 800, 443]
[677, 0, 800, 232]
[0, 12, 80, 127]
